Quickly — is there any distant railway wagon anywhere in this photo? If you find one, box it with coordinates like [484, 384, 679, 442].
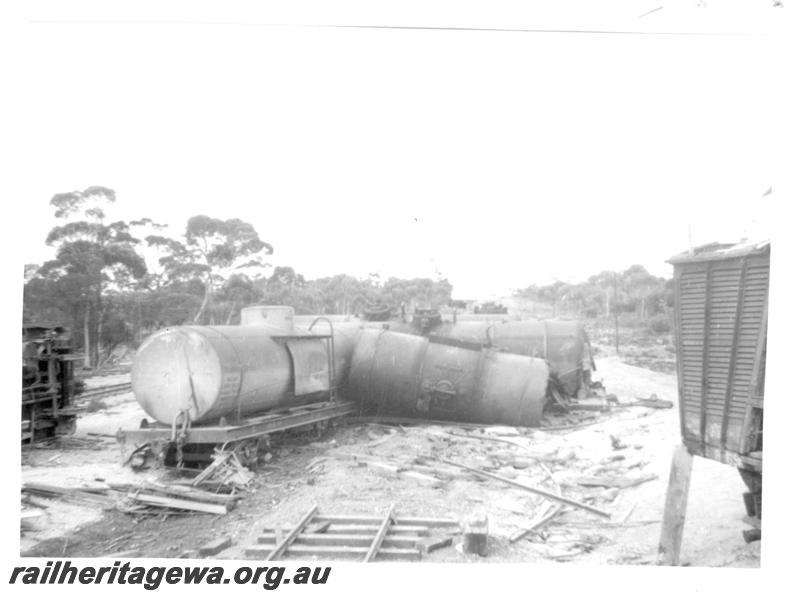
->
[659, 240, 768, 563]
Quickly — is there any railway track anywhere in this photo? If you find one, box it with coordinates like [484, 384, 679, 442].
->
[76, 382, 132, 403]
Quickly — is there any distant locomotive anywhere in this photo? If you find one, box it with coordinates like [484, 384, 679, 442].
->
[21, 324, 82, 443]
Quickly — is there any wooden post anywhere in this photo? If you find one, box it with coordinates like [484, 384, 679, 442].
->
[657, 444, 694, 566]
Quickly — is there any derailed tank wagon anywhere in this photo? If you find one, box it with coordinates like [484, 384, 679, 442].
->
[119, 309, 362, 467]
[429, 319, 595, 399]
[119, 305, 563, 466]
[356, 308, 597, 399]
[347, 329, 549, 426]
[659, 240, 768, 564]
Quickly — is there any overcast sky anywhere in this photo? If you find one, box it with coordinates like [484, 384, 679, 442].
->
[13, 1, 785, 299]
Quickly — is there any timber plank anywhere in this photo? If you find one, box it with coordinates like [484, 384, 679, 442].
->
[314, 515, 459, 528]
[256, 533, 421, 549]
[245, 544, 421, 561]
[657, 445, 694, 566]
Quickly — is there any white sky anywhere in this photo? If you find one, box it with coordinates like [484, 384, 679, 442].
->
[10, 1, 786, 300]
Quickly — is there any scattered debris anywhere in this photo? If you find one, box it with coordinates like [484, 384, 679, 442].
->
[21, 510, 45, 530]
[123, 492, 227, 515]
[482, 426, 520, 437]
[610, 435, 627, 450]
[22, 482, 117, 508]
[331, 452, 446, 487]
[416, 535, 453, 554]
[630, 394, 674, 409]
[21, 478, 242, 518]
[198, 536, 233, 557]
[576, 475, 658, 490]
[192, 450, 255, 490]
[569, 398, 610, 412]
[438, 430, 528, 448]
[426, 457, 612, 518]
[509, 505, 562, 544]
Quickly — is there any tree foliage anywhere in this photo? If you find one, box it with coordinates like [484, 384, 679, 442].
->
[147, 215, 274, 323]
[516, 265, 673, 326]
[26, 187, 148, 367]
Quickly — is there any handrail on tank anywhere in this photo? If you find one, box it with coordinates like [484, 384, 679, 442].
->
[308, 317, 337, 401]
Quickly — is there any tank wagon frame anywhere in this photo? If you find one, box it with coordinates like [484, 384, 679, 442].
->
[119, 316, 357, 468]
[117, 399, 356, 468]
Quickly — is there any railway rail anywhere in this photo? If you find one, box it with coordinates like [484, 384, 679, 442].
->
[75, 382, 132, 403]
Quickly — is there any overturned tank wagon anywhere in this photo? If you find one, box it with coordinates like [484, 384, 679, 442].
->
[346, 328, 550, 426]
[367, 312, 596, 398]
[431, 320, 595, 398]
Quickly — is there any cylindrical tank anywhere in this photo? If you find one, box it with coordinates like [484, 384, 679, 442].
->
[346, 329, 549, 426]
[131, 323, 361, 426]
[431, 320, 592, 397]
[240, 305, 295, 331]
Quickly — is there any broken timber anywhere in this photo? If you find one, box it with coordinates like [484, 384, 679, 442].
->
[126, 492, 227, 515]
[576, 475, 658, 490]
[428, 457, 612, 519]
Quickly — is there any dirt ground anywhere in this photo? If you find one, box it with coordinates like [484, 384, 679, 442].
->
[20, 351, 759, 567]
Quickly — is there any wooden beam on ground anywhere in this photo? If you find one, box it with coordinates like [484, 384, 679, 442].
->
[295, 524, 428, 536]
[576, 475, 659, 490]
[257, 533, 420, 549]
[364, 504, 395, 562]
[416, 536, 453, 554]
[509, 505, 563, 544]
[127, 492, 227, 515]
[266, 504, 319, 561]
[313, 515, 459, 528]
[246, 545, 420, 561]
[22, 482, 115, 507]
[657, 444, 694, 566]
[429, 457, 612, 519]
